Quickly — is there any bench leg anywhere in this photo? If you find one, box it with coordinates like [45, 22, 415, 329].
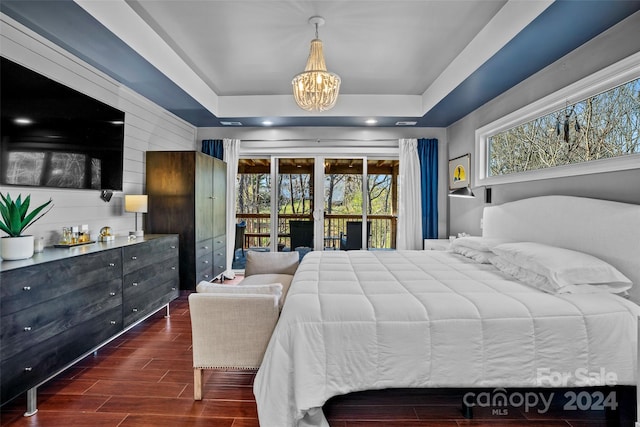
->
[194, 368, 203, 400]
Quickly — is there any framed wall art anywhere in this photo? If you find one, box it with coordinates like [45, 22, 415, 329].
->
[448, 153, 470, 190]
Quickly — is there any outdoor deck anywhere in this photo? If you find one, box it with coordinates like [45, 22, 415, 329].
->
[237, 213, 397, 250]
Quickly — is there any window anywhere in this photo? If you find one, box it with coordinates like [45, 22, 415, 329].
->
[489, 77, 639, 176]
[476, 52, 640, 185]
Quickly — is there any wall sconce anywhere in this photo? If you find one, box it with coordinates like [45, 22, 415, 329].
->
[448, 187, 475, 198]
[100, 189, 113, 202]
[125, 195, 148, 237]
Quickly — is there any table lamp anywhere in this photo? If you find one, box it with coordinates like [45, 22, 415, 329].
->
[125, 195, 148, 237]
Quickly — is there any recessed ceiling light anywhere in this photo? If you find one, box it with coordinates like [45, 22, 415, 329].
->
[365, 119, 377, 125]
[262, 120, 273, 126]
[395, 121, 417, 126]
[220, 121, 243, 126]
[14, 117, 33, 125]
[110, 120, 124, 125]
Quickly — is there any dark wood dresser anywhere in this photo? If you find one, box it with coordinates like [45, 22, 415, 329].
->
[0, 234, 179, 414]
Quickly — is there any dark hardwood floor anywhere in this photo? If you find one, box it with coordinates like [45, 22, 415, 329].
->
[1, 290, 633, 427]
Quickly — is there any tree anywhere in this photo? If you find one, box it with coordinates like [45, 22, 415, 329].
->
[489, 77, 640, 176]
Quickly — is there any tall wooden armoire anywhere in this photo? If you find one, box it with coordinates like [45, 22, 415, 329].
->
[146, 151, 227, 290]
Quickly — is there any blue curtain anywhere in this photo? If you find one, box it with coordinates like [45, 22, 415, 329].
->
[417, 138, 438, 239]
[202, 139, 224, 160]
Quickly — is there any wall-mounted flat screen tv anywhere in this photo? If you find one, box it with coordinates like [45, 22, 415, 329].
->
[1, 56, 124, 191]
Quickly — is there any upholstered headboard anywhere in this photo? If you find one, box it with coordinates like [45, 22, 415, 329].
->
[482, 195, 640, 304]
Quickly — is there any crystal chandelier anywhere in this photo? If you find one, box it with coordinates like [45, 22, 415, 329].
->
[292, 16, 341, 112]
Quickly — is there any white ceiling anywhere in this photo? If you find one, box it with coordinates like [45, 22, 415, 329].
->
[125, 0, 507, 96]
[4, 0, 637, 127]
[74, 0, 551, 122]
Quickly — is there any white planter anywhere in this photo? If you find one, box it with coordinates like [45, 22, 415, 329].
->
[1, 235, 35, 261]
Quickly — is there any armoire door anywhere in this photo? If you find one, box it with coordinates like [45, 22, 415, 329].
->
[195, 152, 214, 241]
[212, 157, 227, 238]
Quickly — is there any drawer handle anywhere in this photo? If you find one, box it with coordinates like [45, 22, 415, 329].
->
[109, 292, 116, 296]
[171, 266, 176, 270]
[216, 240, 223, 244]
[204, 274, 210, 278]
[24, 367, 32, 372]
[109, 263, 115, 267]
[24, 326, 32, 331]
[132, 308, 138, 312]
[203, 260, 209, 264]
[171, 287, 177, 291]
[23, 286, 31, 291]
[217, 252, 223, 256]
[110, 320, 116, 325]
[170, 245, 176, 249]
[202, 246, 209, 250]
[132, 282, 138, 287]
[131, 256, 137, 260]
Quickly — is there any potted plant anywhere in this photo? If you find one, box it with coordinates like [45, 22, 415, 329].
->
[0, 192, 53, 260]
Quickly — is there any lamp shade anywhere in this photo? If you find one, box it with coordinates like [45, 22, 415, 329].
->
[125, 195, 148, 213]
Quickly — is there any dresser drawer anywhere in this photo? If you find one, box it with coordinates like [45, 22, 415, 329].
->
[123, 280, 178, 327]
[195, 250, 214, 283]
[123, 236, 179, 275]
[0, 249, 121, 316]
[195, 237, 214, 260]
[212, 234, 226, 278]
[213, 247, 227, 277]
[213, 235, 226, 252]
[0, 305, 122, 403]
[212, 253, 226, 279]
[123, 262, 178, 301]
[1, 277, 122, 361]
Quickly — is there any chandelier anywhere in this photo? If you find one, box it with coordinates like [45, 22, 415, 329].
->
[292, 16, 341, 112]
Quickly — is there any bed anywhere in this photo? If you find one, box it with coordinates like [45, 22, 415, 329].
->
[253, 195, 640, 427]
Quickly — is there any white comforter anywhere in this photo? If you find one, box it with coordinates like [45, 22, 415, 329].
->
[253, 250, 639, 427]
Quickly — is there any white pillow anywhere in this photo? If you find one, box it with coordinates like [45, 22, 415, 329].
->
[450, 236, 510, 264]
[450, 245, 496, 264]
[451, 236, 512, 252]
[196, 281, 283, 307]
[491, 257, 629, 295]
[491, 242, 632, 293]
[491, 256, 557, 293]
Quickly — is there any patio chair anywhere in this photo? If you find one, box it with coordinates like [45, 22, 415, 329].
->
[289, 220, 314, 252]
[234, 221, 246, 257]
[344, 221, 371, 250]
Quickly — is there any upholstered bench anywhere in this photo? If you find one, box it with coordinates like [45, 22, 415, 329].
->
[188, 251, 299, 400]
[239, 251, 298, 303]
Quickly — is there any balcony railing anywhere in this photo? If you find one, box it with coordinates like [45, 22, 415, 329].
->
[237, 213, 396, 250]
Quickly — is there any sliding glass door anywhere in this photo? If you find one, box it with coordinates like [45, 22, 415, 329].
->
[322, 158, 367, 250]
[274, 157, 315, 255]
[236, 158, 271, 252]
[234, 155, 397, 267]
